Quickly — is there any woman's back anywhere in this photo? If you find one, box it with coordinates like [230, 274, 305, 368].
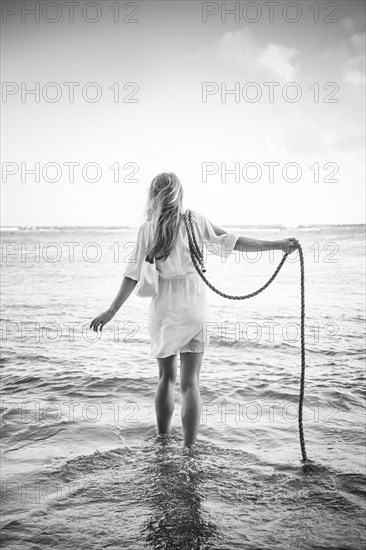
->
[145, 210, 239, 279]
[149, 212, 196, 279]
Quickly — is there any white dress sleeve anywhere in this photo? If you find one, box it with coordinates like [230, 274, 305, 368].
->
[192, 210, 239, 260]
[123, 222, 148, 282]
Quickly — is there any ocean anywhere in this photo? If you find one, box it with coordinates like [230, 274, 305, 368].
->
[1, 224, 365, 549]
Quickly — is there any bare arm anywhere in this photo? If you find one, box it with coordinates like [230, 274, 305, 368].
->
[234, 236, 297, 254]
[90, 276, 137, 332]
[108, 276, 138, 314]
[208, 221, 296, 254]
[234, 236, 282, 253]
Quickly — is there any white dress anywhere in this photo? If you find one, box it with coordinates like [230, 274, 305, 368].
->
[123, 210, 239, 359]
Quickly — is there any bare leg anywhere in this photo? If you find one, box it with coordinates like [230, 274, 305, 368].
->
[155, 354, 177, 434]
[180, 352, 204, 447]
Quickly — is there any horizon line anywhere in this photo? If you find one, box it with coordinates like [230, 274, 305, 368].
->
[1, 223, 365, 229]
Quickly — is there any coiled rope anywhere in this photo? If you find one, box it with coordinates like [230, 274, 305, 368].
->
[183, 209, 313, 473]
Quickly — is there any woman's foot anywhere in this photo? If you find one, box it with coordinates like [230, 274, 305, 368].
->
[183, 443, 196, 458]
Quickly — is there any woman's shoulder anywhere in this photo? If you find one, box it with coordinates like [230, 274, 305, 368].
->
[137, 220, 148, 232]
[187, 209, 206, 228]
[187, 209, 203, 221]
[135, 220, 149, 241]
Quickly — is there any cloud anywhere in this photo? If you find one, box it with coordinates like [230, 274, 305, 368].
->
[214, 29, 258, 66]
[344, 32, 365, 86]
[183, 29, 300, 81]
[257, 42, 299, 81]
[340, 16, 355, 31]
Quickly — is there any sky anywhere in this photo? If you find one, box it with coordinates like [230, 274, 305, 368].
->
[1, 0, 365, 227]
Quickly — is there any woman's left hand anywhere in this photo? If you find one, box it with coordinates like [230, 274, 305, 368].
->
[279, 238, 298, 254]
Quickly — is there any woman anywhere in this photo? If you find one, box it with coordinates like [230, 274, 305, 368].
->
[90, 172, 297, 448]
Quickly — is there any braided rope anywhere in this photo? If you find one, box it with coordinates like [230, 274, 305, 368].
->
[184, 209, 312, 473]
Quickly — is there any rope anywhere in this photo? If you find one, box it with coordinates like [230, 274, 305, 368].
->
[184, 209, 313, 473]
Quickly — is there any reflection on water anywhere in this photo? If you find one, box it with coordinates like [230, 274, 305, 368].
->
[142, 435, 219, 550]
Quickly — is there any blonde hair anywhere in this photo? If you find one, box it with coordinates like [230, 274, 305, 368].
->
[145, 172, 184, 262]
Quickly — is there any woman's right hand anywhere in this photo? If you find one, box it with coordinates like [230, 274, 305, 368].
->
[90, 308, 116, 332]
[279, 238, 298, 254]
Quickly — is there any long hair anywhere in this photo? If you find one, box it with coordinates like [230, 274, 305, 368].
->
[145, 172, 184, 263]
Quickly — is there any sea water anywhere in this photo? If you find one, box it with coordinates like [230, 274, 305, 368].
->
[1, 225, 365, 549]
